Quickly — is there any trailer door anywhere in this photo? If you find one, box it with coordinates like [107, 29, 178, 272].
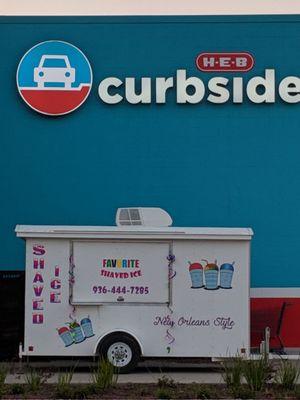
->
[71, 241, 170, 304]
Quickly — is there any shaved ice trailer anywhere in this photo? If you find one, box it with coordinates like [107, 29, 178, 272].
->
[16, 208, 253, 372]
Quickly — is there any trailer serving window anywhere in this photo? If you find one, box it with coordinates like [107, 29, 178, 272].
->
[71, 241, 170, 304]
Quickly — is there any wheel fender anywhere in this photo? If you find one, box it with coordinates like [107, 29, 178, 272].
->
[93, 329, 143, 356]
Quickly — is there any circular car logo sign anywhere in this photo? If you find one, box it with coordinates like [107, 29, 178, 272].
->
[16, 40, 92, 116]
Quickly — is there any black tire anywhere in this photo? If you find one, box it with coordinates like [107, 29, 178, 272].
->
[99, 333, 141, 373]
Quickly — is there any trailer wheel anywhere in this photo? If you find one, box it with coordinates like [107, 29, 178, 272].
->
[99, 333, 140, 373]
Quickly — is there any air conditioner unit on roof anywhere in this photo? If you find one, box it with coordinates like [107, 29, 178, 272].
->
[116, 207, 172, 227]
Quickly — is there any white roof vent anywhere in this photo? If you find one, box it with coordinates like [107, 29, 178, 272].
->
[116, 207, 172, 227]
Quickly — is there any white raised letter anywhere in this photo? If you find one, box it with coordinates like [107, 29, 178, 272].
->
[156, 77, 174, 103]
[207, 77, 229, 103]
[233, 77, 243, 103]
[98, 78, 123, 104]
[176, 69, 205, 104]
[219, 57, 231, 67]
[125, 78, 151, 104]
[279, 76, 300, 103]
[236, 57, 247, 67]
[246, 69, 275, 103]
[203, 57, 215, 67]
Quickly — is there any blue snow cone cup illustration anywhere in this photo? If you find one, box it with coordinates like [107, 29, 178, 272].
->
[58, 327, 74, 347]
[203, 260, 219, 290]
[69, 321, 85, 343]
[81, 317, 94, 338]
[220, 262, 235, 289]
[189, 262, 204, 288]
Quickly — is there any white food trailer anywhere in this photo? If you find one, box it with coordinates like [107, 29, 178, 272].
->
[16, 208, 253, 372]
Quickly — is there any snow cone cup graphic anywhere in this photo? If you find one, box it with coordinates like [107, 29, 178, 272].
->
[69, 321, 85, 343]
[220, 262, 235, 289]
[203, 260, 219, 290]
[189, 262, 204, 288]
[81, 317, 94, 338]
[57, 327, 74, 347]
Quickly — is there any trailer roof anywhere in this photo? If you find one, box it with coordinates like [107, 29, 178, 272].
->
[15, 225, 253, 240]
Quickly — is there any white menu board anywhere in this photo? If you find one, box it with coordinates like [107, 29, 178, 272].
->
[72, 241, 170, 304]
